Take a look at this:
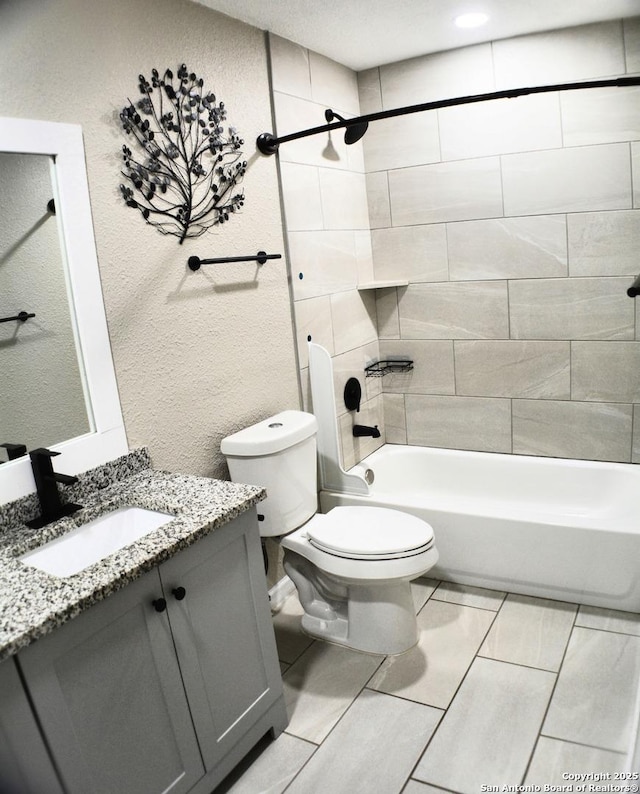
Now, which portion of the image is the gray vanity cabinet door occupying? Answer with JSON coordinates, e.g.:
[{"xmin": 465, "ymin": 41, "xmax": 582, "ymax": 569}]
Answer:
[
  {"xmin": 0, "ymin": 656, "xmax": 64, "ymax": 794},
  {"xmin": 17, "ymin": 569, "xmax": 205, "ymax": 794},
  {"xmin": 160, "ymin": 509, "xmax": 286, "ymax": 772}
]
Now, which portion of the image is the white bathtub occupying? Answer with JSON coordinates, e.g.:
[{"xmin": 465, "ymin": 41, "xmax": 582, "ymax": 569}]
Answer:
[{"xmin": 319, "ymin": 444, "xmax": 640, "ymax": 612}]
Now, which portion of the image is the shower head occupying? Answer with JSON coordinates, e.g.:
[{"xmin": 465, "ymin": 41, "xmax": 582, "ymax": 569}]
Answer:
[{"xmin": 324, "ymin": 109, "xmax": 369, "ymax": 145}]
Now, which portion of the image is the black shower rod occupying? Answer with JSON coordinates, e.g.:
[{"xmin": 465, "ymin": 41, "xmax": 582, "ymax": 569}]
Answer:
[{"xmin": 257, "ymin": 76, "xmax": 640, "ymax": 155}]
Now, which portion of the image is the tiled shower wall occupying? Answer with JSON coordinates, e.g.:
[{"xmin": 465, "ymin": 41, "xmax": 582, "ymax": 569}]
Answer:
[
  {"xmin": 269, "ymin": 34, "xmax": 385, "ymax": 469},
  {"xmin": 272, "ymin": 19, "xmax": 640, "ymax": 468},
  {"xmin": 362, "ymin": 19, "xmax": 640, "ymax": 463}
]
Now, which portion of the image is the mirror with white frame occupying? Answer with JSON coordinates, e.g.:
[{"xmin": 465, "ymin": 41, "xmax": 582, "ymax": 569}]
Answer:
[{"xmin": 0, "ymin": 118, "xmax": 127, "ymax": 505}]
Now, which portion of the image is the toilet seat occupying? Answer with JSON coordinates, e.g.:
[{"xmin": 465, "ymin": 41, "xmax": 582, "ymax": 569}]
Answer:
[{"xmin": 306, "ymin": 506, "xmax": 434, "ymax": 561}]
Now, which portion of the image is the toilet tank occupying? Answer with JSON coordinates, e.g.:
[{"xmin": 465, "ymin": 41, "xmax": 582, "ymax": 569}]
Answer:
[{"xmin": 220, "ymin": 411, "xmax": 318, "ymax": 537}]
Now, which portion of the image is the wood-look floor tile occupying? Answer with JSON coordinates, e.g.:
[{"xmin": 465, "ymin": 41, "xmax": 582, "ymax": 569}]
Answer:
[
  {"xmin": 543, "ymin": 627, "xmax": 640, "ymax": 752},
  {"xmin": 285, "ymin": 689, "xmax": 442, "ymax": 794},
  {"xmin": 369, "ymin": 599, "xmax": 495, "ymax": 709},
  {"xmin": 414, "ymin": 657, "xmax": 555, "ymax": 793},
  {"xmin": 479, "ymin": 594, "xmax": 577, "ymax": 671},
  {"xmin": 525, "ymin": 736, "xmax": 626, "ymax": 783},
  {"xmin": 282, "ymin": 641, "xmax": 383, "ymax": 744}
]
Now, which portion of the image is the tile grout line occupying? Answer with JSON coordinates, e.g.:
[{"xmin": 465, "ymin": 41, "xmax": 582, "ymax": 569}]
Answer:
[
  {"xmin": 518, "ymin": 598, "xmax": 580, "ymax": 783},
  {"xmin": 400, "ymin": 588, "xmax": 506, "ymax": 791},
  {"xmin": 273, "ymin": 586, "xmax": 640, "ymax": 793}
]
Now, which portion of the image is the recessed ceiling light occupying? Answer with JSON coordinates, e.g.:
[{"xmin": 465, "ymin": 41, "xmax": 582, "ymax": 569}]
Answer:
[{"xmin": 454, "ymin": 12, "xmax": 490, "ymax": 28}]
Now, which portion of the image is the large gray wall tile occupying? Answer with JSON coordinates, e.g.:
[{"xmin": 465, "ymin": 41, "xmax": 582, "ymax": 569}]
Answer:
[
  {"xmin": 389, "ymin": 158, "xmax": 503, "ymax": 226},
  {"xmin": 406, "ymin": 395, "xmax": 512, "ymax": 453},
  {"xmin": 447, "ymin": 215, "xmax": 567, "ymax": 281},
  {"xmin": 357, "ymin": 67, "xmax": 382, "ymax": 114},
  {"xmin": 280, "ymin": 162, "xmax": 324, "ymax": 231},
  {"xmin": 289, "ymin": 230, "xmax": 359, "ymax": 300},
  {"xmin": 331, "ymin": 289, "xmax": 377, "ymax": 355},
  {"xmin": 274, "ymin": 92, "xmax": 352, "ymax": 168},
  {"xmin": 286, "ymin": 690, "xmax": 442, "ymax": 794},
  {"xmin": 509, "ymin": 278, "xmax": 635, "ymax": 340},
  {"xmin": 633, "ymin": 405, "xmax": 640, "ymax": 463},
  {"xmin": 365, "ymin": 171, "xmax": 391, "ymax": 229},
  {"xmin": 308, "ymin": 50, "xmax": 360, "ymax": 114},
  {"xmin": 269, "ymin": 34, "xmax": 311, "ymax": 99},
  {"xmin": 568, "ymin": 210, "xmax": 640, "ymax": 276},
  {"xmin": 502, "ymin": 144, "xmax": 632, "ymax": 216},
  {"xmin": 375, "ymin": 287, "xmax": 400, "ymax": 338},
  {"xmin": 414, "ymin": 657, "xmax": 555, "ymax": 794},
  {"xmin": 339, "ymin": 394, "xmax": 384, "ymax": 469},
  {"xmin": 380, "ymin": 340, "xmax": 454, "ymax": 395},
  {"xmin": 319, "ymin": 169, "xmax": 369, "ymax": 230},
  {"xmin": 372, "ymin": 225, "xmax": 448, "ymax": 283},
  {"xmin": 625, "ymin": 18, "xmax": 640, "ymax": 73},
  {"xmin": 383, "ymin": 393, "xmax": 407, "ymax": 443},
  {"xmin": 492, "ymin": 21, "xmax": 626, "ymax": 89},
  {"xmin": 439, "ymin": 93, "xmax": 562, "ymax": 161},
  {"xmin": 543, "ymin": 627, "xmax": 640, "ymax": 752},
  {"xmin": 561, "ymin": 86, "xmax": 640, "ymax": 146},
  {"xmin": 379, "ymin": 44, "xmax": 494, "ymax": 108},
  {"xmin": 512, "ymin": 400, "xmax": 633, "ymax": 461},
  {"xmin": 399, "ymin": 282, "xmax": 509, "ymax": 340},
  {"xmin": 363, "ymin": 113, "xmax": 440, "ymax": 172},
  {"xmin": 634, "ymin": 143, "xmax": 640, "ymax": 208},
  {"xmin": 571, "ymin": 341, "xmax": 640, "ymax": 402},
  {"xmin": 331, "ymin": 343, "xmax": 382, "ymax": 410},
  {"xmin": 454, "ymin": 340, "xmax": 570, "ymax": 399},
  {"xmin": 294, "ymin": 296, "xmax": 334, "ymax": 368}
]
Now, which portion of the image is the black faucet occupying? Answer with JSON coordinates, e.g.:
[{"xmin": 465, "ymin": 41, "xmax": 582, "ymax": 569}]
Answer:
[
  {"xmin": 353, "ymin": 425, "xmax": 381, "ymax": 438},
  {"xmin": 0, "ymin": 442, "xmax": 27, "ymax": 461},
  {"xmin": 26, "ymin": 448, "xmax": 82, "ymax": 529}
]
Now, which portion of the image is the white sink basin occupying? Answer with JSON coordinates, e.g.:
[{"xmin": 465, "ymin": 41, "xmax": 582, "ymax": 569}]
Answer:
[{"xmin": 19, "ymin": 507, "xmax": 174, "ymax": 577}]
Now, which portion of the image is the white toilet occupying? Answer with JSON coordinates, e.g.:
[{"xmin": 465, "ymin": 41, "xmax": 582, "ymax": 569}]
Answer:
[{"xmin": 221, "ymin": 410, "xmax": 438, "ymax": 655}]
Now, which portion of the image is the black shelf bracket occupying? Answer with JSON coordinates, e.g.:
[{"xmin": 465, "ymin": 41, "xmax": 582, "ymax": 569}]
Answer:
[
  {"xmin": 188, "ymin": 251, "xmax": 282, "ymax": 271},
  {"xmin": 0, "ymin": 311, "xmax": 35, "ymax": 324},
  {"xmin": 365, "ymin": 359, "xmax": 414, "ymax": 378}
]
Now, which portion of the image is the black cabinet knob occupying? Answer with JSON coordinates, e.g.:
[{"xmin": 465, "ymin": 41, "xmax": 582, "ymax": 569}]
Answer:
[
  {"xmin": 152, "ymin": 598, "xmax": 167, "ymax": 612},
  {"xmin": 172, "ymin": 586, "xmax": 186, "ymax": 601}
]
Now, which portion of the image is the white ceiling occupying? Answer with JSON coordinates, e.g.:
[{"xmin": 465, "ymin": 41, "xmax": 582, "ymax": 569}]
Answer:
[{"xmin": 194, "ymin": 0, "xmax": 640, "ymax": 70}]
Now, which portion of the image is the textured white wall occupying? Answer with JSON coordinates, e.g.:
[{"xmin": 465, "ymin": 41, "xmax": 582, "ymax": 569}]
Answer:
[{"xmin": 0, "ymin": 0, "xmax": 300, "ymax": 478}]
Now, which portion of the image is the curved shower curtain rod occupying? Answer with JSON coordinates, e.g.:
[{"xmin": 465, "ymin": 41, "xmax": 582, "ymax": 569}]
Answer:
[{"xmin": 257, "ymin": 75, "xmax": 640, "ymax": 155}]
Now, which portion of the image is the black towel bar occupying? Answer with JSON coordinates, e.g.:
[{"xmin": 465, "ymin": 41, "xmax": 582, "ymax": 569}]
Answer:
[
  {"xmin": 627, "ymin": 274, "xmax": 640, "ymax": 297},
  {"xmin": 188, "ymin": 251, "xmax": 282, "ymax": 271},
  {"xmin": 0, "ymin": 311, "xmax": 35, "ymax": 324}
]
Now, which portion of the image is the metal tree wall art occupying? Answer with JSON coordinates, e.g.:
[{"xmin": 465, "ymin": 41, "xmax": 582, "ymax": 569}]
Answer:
[{"xmin": 119, "ymin": 64, "xmax": 247, "ymax": 243}]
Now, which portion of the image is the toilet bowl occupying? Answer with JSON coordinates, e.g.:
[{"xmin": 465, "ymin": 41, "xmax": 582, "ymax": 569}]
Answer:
[{"xmin": 221, "ymin": 410, "xmax": 438, "ymax": 655}]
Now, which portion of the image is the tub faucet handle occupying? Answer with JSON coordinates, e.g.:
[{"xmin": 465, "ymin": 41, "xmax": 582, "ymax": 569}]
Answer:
[{"xmin": 353, "ymin": 424, "xmax": 381, "ymax": 438}]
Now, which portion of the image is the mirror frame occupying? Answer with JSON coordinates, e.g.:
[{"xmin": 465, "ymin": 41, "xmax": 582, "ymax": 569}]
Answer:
[{"xmin": 0, "ymin": 118, "xmax": 127, "ymax": 504}]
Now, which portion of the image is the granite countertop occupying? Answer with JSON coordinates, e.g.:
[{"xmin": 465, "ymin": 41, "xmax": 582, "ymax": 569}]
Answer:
[{"xmin": 0, "ymin": 461, "xmax": 264, "ymax": 662}]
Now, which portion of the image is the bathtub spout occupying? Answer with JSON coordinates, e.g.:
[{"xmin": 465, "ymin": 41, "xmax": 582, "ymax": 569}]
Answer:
[{"xmin": 353, "ymin": 424, "xmax": 381, "ymax": 438}]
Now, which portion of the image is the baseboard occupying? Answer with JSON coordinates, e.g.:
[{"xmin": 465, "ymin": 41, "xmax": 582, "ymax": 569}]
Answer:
[{"xmin": 269, "ymin": 575, "xmax": 295, "ymax": 612}]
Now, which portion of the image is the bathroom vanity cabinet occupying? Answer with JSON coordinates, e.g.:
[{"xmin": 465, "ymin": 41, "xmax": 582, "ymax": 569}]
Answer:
[{"xmin": 3, "ymin": 509, "xmax": 287, "ymax": 794}]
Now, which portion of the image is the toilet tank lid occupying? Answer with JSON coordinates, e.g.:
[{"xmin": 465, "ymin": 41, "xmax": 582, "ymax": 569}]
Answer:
[{"xmin": 221, "ymin": 410, "xmax": 318, "ymax": 456}]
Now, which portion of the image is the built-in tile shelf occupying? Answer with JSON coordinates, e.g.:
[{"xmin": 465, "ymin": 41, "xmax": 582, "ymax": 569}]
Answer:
[{"xmin": 357, "ymin": 279, "xmax": 409, "ymax": 290}]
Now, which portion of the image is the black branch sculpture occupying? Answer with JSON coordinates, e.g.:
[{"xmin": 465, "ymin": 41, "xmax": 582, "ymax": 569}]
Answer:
[{"xmin": 119, "ymin": 64, "xmax": 247, "ymax": 244}]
